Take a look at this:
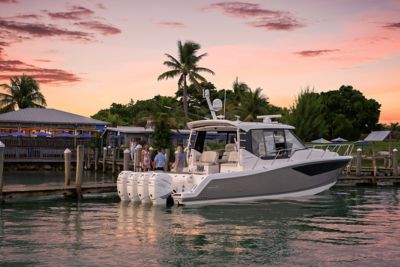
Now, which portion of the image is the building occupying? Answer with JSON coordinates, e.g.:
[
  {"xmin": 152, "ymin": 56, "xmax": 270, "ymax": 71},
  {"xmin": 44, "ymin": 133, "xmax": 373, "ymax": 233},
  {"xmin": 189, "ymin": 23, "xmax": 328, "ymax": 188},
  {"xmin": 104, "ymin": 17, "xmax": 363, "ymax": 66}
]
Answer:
[{"xmin": 0, "ymin": 108, "xmax": 110, "ymax": 163}]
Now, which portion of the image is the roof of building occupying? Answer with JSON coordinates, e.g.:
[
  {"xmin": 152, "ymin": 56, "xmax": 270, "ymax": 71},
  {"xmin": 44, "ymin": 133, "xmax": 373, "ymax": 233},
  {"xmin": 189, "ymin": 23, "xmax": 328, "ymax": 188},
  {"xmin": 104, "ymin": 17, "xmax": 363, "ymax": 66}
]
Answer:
[{"xmin": 0, "ymin": 108, "xmax": 110, "ymax": 126}]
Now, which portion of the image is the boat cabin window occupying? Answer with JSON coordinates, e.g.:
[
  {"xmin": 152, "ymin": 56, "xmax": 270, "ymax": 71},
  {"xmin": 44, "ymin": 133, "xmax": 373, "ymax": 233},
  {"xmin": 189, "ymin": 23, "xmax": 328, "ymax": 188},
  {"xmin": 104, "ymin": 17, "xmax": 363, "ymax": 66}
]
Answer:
[
  {"xmin": 194, "ymin": 131, "xmax": 237, "ymax": 153},
  {"xmin": 250, "ymin": 129, "xmax": 305, "ymax": 159},
  {"xmin": 284, "ymin": 129, "xmax": 305, "ymax": 152}
]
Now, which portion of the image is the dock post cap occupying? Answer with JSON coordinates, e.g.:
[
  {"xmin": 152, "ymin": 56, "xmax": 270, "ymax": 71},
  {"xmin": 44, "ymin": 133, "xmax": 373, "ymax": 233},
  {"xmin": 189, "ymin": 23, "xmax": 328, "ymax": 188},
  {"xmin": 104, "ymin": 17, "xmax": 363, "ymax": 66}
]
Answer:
[
  {"xmin": 64, "ymin": 148, "xmax": 71, "ymax": 153},
  {"xmin": 393, "ymin": 148, "xmax": 398, "ymax": 152},
  {"xmin": 357, "ymin": 148, "xmax": 362, "ymax": 152},
  {"xmin": 0, "ymin": 141, "xmax": 4, "ymax": 147},
  {"xmin": 124, "ymin": 148, "xmax": 130, "ymax": 153}
]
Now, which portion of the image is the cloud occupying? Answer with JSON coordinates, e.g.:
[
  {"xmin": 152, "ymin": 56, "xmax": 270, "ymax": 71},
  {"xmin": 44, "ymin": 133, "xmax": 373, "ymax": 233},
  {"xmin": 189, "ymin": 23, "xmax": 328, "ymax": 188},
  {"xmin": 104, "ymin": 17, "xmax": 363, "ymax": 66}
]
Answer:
[
  {"xmin": 383, "ymin": 22, "xmax": 400, "ymax": 29},
  {"xmin": 0, "ymin": 19, "xmax": 93, "ymax": 41},
  {"xmin": 206, "ymin": 1, "xmax": 304, "ymax": 31},
  {"xmin": 157, "ymin": 21, "xmax": 185, "ymax": 28},
  {"xmin": 97, "ymin": 3, "xmax": 106, "ymax": 10},
  {"xmin": 294, "ymin": 49, "xmax": 340, "ymax": 57},
  {"xmin": 34, "ymin": 59, "xmax": 52, "ymax": 63},
  {"xmin": 0, "ymin": 58, "xmax": 80, "ymax": 83},
  {"xmin": 9, "ymin": 14, "xmax": 41, "ymax": 20},
  {"xmin": 75, "ymin": 21, "xmax": 121, "ymax": 35},
  {"xmin": 248, "ymin": 17, "xmax": 304, "ymax": 31},
  {"xmin": 47, "ymin": 5, "xmax": 95, "ymax": 20},
  {"xmin": 0, "ymin": 0, "xmax": 18, "ymax": 3}
]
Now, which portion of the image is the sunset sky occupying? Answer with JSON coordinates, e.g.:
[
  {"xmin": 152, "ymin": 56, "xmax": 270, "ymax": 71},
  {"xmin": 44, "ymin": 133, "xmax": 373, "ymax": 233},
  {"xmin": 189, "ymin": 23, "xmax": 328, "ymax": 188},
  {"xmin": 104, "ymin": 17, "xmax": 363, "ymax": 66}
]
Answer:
[{"xmin": 0, "ymin": 0, "xmax": 399, "ymax": 123}]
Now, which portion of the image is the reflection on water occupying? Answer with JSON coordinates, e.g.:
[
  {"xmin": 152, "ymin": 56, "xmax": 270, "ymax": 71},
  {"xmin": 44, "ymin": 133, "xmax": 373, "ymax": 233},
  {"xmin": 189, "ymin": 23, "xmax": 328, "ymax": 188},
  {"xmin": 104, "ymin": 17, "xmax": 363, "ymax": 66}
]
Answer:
[
  {"xmin": 1, "ymin": 187, "xmax": 400, "ymax": 266},
  {"xmin": 3, "ymin": 170, "xmax": 115, "ymax": 186}
]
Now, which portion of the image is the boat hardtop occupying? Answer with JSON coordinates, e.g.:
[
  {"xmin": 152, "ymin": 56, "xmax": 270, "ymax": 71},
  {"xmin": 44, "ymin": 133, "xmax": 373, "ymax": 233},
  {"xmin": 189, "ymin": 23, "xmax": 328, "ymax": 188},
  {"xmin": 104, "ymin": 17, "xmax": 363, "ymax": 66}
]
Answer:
[{"xmin": 187, "ymin": 119, "xmax": 295, "ymax": 132}]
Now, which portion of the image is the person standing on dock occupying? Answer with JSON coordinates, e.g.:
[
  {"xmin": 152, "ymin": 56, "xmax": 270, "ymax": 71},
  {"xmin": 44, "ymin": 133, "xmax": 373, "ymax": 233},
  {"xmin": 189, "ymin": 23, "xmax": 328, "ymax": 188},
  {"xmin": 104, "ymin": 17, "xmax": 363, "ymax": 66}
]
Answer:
[
  {"xmin": 153, "ymin": 148, "xmax": 166, "ymax": 171},
  {"xmin": 141, "ymin": 144, "xmax": 151, "ymax": 171}
]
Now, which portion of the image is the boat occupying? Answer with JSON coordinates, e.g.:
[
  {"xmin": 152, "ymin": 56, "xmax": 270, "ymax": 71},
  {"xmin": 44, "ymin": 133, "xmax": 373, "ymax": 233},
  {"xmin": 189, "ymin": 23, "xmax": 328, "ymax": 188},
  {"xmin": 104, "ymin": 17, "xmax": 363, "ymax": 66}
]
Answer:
[{"xmin": 117, "ymin": 91, "xmax": 352, "ymax": 206}]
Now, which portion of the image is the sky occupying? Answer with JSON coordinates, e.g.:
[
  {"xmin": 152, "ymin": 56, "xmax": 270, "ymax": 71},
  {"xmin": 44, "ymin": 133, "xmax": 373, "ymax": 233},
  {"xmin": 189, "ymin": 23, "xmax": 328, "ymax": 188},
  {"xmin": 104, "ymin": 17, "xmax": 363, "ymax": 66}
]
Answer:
[{"xmin": 0, "ymin": 0, "xmax": 399, "ymax": 123}]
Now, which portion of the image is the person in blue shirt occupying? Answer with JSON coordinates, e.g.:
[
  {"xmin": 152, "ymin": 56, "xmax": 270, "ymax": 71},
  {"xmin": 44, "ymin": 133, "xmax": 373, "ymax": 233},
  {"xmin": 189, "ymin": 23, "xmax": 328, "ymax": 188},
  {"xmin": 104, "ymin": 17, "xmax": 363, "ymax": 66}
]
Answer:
[
  {"xmin": 153, "ymin": 148, "xmax": 166, "ymax": 171},
  {"xmin": 173, "ymin": 145, "xmax": 185, "ymax": 173}
]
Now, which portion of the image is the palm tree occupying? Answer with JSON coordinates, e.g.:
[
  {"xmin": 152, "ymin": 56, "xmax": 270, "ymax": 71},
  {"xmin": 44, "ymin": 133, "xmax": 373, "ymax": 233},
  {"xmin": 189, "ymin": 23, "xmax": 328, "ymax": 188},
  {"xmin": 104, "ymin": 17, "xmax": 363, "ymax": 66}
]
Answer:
[
  {"xmin": 0, "ymin": 75, "xmax": 47, "ymax": 112},
  {"xmin": 238, "ymin": 87, "xmax": 270, "ymax": 121},
  {"xmin": 158, "ymin": 41, "xmax": 214, "ymax": 126}
]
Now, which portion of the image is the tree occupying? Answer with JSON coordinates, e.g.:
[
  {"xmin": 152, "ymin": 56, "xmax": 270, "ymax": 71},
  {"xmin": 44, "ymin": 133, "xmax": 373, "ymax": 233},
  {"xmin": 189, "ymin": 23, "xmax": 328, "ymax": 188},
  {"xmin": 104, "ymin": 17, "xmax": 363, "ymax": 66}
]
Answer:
[
  {"xmin": 320, "ymin": 85, "xmax": 381, "ymax": 140},
  {"xmin": 158, "ymin": 41, "xmax": 215, "ymax": 126},
  {"xmin": 237, "ymin": 87, "xmax": 271, "ymax": 121},
  {"xmin": 152, "ymin": 113, "xmax": 172, "ymax": 149},
  {"xmin": 288, "ymin": 88, "xmax": 328, "ymax": 141},
  {"xmin": 0, "ymin": 75, "xmax": 46, "ymax": 112}
]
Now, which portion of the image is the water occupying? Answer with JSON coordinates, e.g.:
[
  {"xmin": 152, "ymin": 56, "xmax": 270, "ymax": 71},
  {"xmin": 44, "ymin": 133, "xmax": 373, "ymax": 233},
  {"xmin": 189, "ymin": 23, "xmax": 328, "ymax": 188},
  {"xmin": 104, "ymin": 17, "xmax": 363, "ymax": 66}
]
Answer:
[
  {"xmin": 1, "ymin": 187, "xmax": 400, "ymax": 266},
  {"xmin": 3, "ymin": 170, "xmax": 115, "ymax": 186}
]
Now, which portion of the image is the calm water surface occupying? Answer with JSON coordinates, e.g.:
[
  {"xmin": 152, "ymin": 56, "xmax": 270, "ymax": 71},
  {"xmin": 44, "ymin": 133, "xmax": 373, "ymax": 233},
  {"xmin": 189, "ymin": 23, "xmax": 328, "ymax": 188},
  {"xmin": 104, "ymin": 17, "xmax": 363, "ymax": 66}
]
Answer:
[{"xmin": 1, "ymin": 187, "xmax": 400, "ymax": 266}]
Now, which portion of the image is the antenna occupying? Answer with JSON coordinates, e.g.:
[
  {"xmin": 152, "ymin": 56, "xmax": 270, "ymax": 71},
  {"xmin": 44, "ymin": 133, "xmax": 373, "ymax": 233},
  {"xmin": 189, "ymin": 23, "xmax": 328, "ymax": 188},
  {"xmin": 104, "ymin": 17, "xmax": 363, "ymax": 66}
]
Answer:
[
  {"xmin": 204, "ymin": 89, "xmax": 222, "ymax": 120},
  {"xmin": 257, "ymin": 115, "xmax": 282, "ymax": 124}
]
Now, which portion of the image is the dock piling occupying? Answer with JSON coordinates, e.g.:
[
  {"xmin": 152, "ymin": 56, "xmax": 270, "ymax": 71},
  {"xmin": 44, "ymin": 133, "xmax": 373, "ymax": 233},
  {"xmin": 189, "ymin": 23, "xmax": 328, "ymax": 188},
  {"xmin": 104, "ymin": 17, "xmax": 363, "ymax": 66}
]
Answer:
[
  {"xmin": 102, "ymin": 147, "xmax": 107, "ymax": 173},
  {"xmin": 64, "ymin": 148, "xmax": 71, "ymax": 186},
  {"xmin": 123, "ymin": 149, "xmax": 130, "ymax": 171},
  {"xmin": 356, "ymin": 148, "xmax": 362, "ymax": 176},
  {"xmin": 134, "ymin": 148, "xmax": 142, "ymax": 172},
  {"xmin": 393, "ymin": 149, "xmax": 398, "ymax": 176},
  {"xmin": 75, "ymin": 145, "xmax": 84, "ymax": 200},
  {"xmin": 0, "ymin": 142, "xmax": 5, "ymax": 203},
  {"xmin": 94, "ymin": 147, "xmax": 99, "ymax": 171},
  {"xmin": 112, "ymin": 148, "xmax": 116, "ymax": 174}
]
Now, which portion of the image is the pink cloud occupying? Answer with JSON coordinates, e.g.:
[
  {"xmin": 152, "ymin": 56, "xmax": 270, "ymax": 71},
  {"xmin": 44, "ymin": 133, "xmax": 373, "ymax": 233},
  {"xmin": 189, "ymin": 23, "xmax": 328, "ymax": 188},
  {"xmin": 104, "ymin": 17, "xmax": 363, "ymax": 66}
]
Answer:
[
  {"xmin": 75, "ymin": 21, "xmax": 121, "ymax": 35},
  {"xmin": 0, "ymin": 19, "xmax": 93, "ymax": 41},
  {"xmin": 47, "ymin": 6, "xmax": 95, "ymax": 20},
  {"xmin": 0, "ymin": 58, "xmax": 80, "ymax": 83},
  {"xmin": 383, "ymin": 22, "xmax": 400, "ymax": 29},
  {"xmin": 157, "ymin": 21, "xmax": 185, "ymax": 28},
  {"xmin": 206, "ymin": 1, "xmax": 304, "ymax": 31},
  {"xmin": 294, "ymin": 49, "xmax": 340, "ymax": 57},
  {"xmin": 0, "ymin": 0, "xmax": 17, "ymax": 3}
]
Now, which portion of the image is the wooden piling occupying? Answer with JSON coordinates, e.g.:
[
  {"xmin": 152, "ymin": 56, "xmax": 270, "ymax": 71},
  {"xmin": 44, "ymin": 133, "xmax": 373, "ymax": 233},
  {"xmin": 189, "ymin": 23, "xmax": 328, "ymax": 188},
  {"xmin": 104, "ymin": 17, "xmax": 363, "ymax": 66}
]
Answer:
[
  {"xmin": 94, "ymin": 147, "xmax": 99, "ymax": 171},
  {"xmin": 86, "ymin": 147, "xmax": 91, "ymax": 170},
  {"xmin": 64, "ymin": 148, "xmax": 71, "ymax": 186},
  {"xmin": 356, "ymin": 148, "xmax": 362, "ymax": 176},
  {"xmin": 393, "ymin": 149, "xmax": 398, "ymax": 176},
  {"xmin": 75, "ymin": 145, "xmax": 84, "ymax": 200},
  {"xmin": 102, "ymin": 147, "xmax": 107, "ymax": 173},
  {"xmin": 112, "ymin": 148, "xmax": 116, "ymax": 174},
  {"xmin": 134, "ymin": 148, "xmax": 142, "ymax": 172},
  {"xmin": 123, "ymin": 149, "xmax": 130, "ymax": 171},
  {"xmin": 164, "ymin": 148, "xmax": 170, "ymax": 172},
  {"xmin": 0, "ymin": 141, "xmax": 5, "ymax": 203}
]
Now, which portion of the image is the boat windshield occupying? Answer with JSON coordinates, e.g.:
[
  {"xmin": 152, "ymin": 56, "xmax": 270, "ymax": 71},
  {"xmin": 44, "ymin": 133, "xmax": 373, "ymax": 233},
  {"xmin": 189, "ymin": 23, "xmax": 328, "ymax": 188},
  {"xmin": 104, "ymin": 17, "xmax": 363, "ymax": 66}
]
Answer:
[{"xmin": 250, "ymin": 129, "xmax": 305, "ymax": 159}]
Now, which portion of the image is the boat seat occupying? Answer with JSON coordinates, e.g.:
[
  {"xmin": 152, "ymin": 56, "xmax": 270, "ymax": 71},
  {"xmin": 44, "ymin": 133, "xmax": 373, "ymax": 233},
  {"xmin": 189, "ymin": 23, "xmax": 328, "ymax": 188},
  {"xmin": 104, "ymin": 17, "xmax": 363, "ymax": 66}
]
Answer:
[
  {"xmin": 194, "ymin": 151, "xmax": 219, "ymax": 173},
  {"xmin": 220, "ymin": 144, "xmax": 237, "ymax": 163},
  {"xmin": 199, "ymin": 151, "xmax": 219, "ymax": 165}
]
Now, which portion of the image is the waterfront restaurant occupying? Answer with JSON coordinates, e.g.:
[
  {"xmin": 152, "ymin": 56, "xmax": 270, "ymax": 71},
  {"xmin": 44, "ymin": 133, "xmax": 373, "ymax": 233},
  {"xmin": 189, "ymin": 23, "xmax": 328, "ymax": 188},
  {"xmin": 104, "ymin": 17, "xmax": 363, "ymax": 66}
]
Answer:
[{"xmin": 0, "ymin": 108, "xmax": 110, "ymax": 162}]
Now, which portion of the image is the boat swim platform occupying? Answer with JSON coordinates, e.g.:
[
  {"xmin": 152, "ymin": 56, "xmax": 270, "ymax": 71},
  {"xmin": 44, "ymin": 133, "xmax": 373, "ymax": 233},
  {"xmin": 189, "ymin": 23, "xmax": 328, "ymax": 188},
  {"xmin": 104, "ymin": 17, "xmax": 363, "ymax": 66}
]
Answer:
[{"xmin": 1, "ymin": 182, "xmax": 117, "ymax": 201}]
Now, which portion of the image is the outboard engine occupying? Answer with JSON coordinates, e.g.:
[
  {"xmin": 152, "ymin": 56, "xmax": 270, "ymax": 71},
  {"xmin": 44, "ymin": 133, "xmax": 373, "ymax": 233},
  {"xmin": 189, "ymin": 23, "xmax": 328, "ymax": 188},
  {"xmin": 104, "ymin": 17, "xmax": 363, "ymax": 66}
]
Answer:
[
  {"xmin": 127, "ymin": 172, "xmax": 141, "ymax": 202},
  {"xmin": 117, "ymin": 171, "xmax": 133, "ymax": 201},
  {"xmin": 148, "ymin": 173, "xmax": 173, "ymax": 205},
  {"xmin": 137, "ymin": 172, "xmax": 152, "ymax": 204}
]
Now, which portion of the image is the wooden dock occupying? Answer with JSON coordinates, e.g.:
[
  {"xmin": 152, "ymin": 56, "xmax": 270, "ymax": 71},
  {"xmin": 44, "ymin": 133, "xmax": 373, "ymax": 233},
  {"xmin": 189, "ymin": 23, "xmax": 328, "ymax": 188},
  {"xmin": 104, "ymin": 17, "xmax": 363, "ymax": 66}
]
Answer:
[{"xmin": 1, "ymin": 182, "xmax": 116, "ymax": 201}]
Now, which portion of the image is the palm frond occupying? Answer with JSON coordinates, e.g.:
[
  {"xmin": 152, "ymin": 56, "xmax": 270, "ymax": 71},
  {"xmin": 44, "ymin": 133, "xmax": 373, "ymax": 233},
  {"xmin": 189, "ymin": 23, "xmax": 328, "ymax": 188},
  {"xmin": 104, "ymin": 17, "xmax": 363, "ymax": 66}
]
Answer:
[{"xmin": 157, "ymin": 70, "xmax": 181, "ymax": 81}]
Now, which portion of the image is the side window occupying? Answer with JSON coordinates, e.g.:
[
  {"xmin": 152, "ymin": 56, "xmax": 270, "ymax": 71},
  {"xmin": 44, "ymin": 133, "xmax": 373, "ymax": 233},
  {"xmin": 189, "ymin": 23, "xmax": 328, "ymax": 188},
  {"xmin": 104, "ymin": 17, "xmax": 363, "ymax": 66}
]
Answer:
[
  {"xmin": 263, "ymin": 131, "xmax": 276, "ymax": 157},
  {"xmin": 251, "ymin": 130, "xmax": 265, "ymax": 158}
]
